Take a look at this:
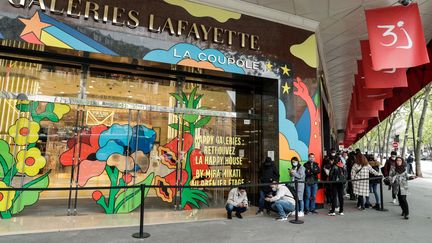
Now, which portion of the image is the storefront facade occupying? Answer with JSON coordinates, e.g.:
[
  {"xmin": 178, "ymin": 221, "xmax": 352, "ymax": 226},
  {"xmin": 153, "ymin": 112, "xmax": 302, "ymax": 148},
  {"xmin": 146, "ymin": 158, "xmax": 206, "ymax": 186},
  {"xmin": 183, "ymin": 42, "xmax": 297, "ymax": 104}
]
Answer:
[{"xmin": 0, "ymin": 0, "xmax": 322, "ymax": 219}]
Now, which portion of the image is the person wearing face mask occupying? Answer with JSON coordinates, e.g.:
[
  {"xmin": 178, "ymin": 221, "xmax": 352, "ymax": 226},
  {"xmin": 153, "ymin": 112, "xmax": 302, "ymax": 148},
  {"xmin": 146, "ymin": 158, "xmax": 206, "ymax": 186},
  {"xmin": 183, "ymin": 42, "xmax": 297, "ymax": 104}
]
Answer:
[
  {"xmin": 226, "ymin": 186, "xmax": 248, "ymax": 219},
  {"xmin": 289, "ymin": 157, "xmax": 305, "ymax": 217},
  {"xmin": 383, "ymin": 151, "xmax": 398, "ymax": 204},
  {"xmin": 304, "ymin": 153, "xmax": 321, "ymax": 214},
  {"xmin": 389, "ymin": 157, "xmax": 416, "ymax": 220},
  {"xmin": 265, "ymin": 182, "xmax": 296, "ymax": 221},
  {"xmin": 328, "ymin": 156, "xmax": 347, "ymax": 216}
]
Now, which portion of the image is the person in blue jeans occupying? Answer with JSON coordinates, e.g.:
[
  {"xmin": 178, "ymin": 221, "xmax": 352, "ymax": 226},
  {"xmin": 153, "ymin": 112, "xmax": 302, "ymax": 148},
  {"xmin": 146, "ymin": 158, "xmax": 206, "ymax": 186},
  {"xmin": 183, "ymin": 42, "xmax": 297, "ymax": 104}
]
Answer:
[
  {"xmin": 266, "ymin": 182, "xmax": 296, "ymax": 221},
  {"xmin": 225, "ymin": 186, "xmax": 248, "ymax": 219},
  {"xmin": 304, "ymin": 153, "xmax": 320, "ymax": 214}
]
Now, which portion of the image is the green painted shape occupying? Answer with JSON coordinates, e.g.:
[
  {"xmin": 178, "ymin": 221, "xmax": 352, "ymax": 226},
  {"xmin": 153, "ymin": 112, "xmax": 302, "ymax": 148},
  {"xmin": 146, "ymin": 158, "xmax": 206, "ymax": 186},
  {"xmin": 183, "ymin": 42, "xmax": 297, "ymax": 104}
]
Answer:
[
  {"xmin": 11, "ymin": 172, "xmax": 50, "ymax": 215},
  {"xmin": 194, "ymin": 116, "xmax": 211, "ymax": 128},
  {"xmin": 313, "ymin": 88, "xmax": 320, "ymax": 108},
  {"xmin": 0, "ymin": 140, "xmax": 14, "ymax": 178},
  {"xmin": 181, "ymin": 188, "xmax": 209, "ymax": 209},
  {"xmin": 16, "ymin": 103, "xmax": 29, "ymax": 112},
  {"xmin": 114, "ymin": 173, "xmax": 155, "ymax": 213},
  {"xmin": 30, "ymin": 102, "xmax": 59, "ymax": 123},
  {"xmin": 168, "ymin": 123, "xmax": 190, "ymax": 132}
]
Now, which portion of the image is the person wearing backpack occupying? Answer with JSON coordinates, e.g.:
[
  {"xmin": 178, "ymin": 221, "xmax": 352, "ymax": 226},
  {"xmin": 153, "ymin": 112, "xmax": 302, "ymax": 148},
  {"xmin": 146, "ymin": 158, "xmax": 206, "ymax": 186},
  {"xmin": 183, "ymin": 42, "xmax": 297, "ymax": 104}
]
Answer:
[{"xmin": 328, "ymin": 156, "xmax": 347, "ymax": 216}]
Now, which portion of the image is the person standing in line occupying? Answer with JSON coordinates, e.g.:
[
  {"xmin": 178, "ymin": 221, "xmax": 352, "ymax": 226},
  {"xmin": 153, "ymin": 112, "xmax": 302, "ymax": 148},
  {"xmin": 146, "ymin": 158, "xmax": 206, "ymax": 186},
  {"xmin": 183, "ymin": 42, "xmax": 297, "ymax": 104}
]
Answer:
[
  {"xmin": 256, "ymin": 157, "xmax": 279, "ymax": 215},
  {"xmin": 328, "ymin": 156, "xmax": 347, "ymax": 216},
  {"xmin": 390, "ymin": 157, "xmax": 415, "ymax": 220},
  {"xmin": 346, "ymin": 151, "xmax": 356, "ymax": 200},
  {"xmin": 351, "ymin": 153, "xmax": 380, "ymax": 210},
  {"xmin": 304, "ymin": 153, "xmax": 321, "ymax": 215},
  {"xmin": 383, "ymin": 151, "xmax": 398, "ymax": 204},
  {"xmin": 226, "ymin": 186, "xmax": 248, "ymax": 219},
  {"xmin": 406, "ymin": 154, "xmax": 414, "ymax": 174},
  {"xmin": 290, "ymin": 156, "xmax": 305, "ymax": 217},
  {"xmin": 321, "ymin": 154, "xmax": 333, "ymax": 206},
  {"xmin": 365, "ymin": 155, "xmax": 381, "ymax": 210},
  {"xmin": 266, "ymin": 182, "xmax": 296, "ymax": 221}
]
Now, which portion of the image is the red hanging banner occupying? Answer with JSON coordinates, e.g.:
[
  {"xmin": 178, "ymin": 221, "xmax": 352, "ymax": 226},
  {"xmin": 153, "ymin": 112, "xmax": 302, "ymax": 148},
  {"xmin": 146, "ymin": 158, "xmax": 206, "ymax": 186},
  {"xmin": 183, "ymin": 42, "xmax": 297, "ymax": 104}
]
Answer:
[
  {"xmin": 360, "ymin": 40, "xmax": 408, "ymax": 89},
  {"xmin": 365, "ymin": 3, "xmax": 429, "ymax": 70}
]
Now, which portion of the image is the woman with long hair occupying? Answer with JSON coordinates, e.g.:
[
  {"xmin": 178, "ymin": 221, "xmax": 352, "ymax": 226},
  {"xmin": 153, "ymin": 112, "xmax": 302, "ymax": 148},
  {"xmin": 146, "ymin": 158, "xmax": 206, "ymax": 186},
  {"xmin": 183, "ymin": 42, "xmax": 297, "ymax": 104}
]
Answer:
[
  {"xmin": 390, "ymin": 156, "xmax": 415, "ymax": 220},
  {"xmin": 351, "ymin": 152, "xmax": 380, "ymax": 210},
  {"xmin": 290, "ymin": 157, "xmax": 305, "ymax": 217}
]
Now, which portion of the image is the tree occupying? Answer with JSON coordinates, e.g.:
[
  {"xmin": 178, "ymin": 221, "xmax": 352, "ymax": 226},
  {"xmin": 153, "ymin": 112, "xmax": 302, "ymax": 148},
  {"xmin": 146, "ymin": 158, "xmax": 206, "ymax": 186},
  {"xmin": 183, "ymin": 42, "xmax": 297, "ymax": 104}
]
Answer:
[{"xmin": 415, "ymin": 83, "xmax": 432, "ymax": 177}]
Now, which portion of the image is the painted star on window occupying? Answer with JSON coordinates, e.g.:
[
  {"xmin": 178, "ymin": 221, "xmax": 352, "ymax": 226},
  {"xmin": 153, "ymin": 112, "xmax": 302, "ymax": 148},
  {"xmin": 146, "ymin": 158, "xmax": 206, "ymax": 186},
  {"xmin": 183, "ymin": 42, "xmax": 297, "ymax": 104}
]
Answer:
[
  {"xmin": 265, "ymin": 62, "xmax": 273, "ymax": 71},
  {"xmin": 281, "ymin": 65, "xmax": 291, "ymax": 76},
  {"xmin": 18, "ymin": 12, "xmax": 51, "ymax": 39},
  {"xmin": 282, "ymin": 82, "xmax": 290, "ymax": 94}
]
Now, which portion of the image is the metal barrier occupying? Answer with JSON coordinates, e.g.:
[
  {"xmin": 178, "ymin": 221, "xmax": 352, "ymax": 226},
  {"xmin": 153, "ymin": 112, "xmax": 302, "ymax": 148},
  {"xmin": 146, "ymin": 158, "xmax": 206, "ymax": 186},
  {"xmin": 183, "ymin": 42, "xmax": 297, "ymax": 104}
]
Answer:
[{"xmin": 1, "ymin": 176, "xmax": 387, "ymax": 240}]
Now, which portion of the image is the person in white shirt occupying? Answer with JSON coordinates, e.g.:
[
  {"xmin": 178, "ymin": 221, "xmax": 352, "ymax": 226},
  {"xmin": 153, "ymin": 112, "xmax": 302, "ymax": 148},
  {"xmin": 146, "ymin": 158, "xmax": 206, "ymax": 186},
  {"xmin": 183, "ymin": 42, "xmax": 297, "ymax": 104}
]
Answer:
[
  {"xmin": 226, "ymin": 186, "xmax": 248, "ymax": 219},
  {"xmin": 265, "ymin": 182, "xmax": 296, "ymax": 221}
]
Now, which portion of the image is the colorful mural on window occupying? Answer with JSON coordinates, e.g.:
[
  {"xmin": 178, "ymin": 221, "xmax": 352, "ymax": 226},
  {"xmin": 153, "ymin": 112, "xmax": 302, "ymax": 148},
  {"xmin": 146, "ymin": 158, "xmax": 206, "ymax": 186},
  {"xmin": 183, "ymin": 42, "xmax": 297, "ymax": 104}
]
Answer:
[
  {"xmin": 0, "ymin": 101, "xmax": 71, "ymax": 219},
  {"xmin": 0, "ymin": 0, "xmax": 324, "ymax": 217}
]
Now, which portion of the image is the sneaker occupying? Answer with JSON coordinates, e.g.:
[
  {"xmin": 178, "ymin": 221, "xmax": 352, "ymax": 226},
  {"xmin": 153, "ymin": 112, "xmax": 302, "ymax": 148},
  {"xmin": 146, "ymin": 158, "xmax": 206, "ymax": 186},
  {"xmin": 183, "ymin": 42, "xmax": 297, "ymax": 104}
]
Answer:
[
  {"xmin": 287, "ymin": 211, "xmax": 293, "ymax": 218},
  {"xmin": 328, "ymin": 212, "xmax": 336, "ymax": 216},
  {"xmin": 392, "ymin": 199, "xmax": 398, "ymax": 204},
  {"xmin": 304, "ymin": 210, "xmax": 309, "ymax": 215},
  {"xmin": 364, "ymin": 203, "xmax": 370, "ymax": 209},
  {"xmin": 338, "ymin": 212, "xmax": 344, "ymax": 216},
  {"xmin": 311, "ymin": 210, "xmax": 318, "ymax": 214},
  {"xmin": 227, "ymin": 213, "xmax": 232, "ymax": 220},
  {"xmin": 404, "ymin": 215, "xmax": 409, "ymax": 220},
  {"xmin": 276, "ymin": 216, "xmax": 288, "ymax": 221},
  {"xmin": 256, "ymin": 209, "xmax": 264, "ymax": 215},
  {"xmin": 235, "ymin": 212, "xmax": 243, "ymax": 219},
  {"xmin": 298, "ymin": 211, "xmax": 305, "ymax": 217}
]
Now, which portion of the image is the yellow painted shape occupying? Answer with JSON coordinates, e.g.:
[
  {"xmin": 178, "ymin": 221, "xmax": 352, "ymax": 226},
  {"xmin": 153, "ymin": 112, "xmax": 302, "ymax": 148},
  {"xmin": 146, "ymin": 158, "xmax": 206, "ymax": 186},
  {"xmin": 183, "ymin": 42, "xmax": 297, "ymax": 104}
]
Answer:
[
  {"xmin": 279, "ymin": 133, "xmax": 300, "ymax": 161},
  {"xmin": 40, "ymin": 31, "xmax": 73, "ymax": 49},
  {"xmin": 164, "ymin": 0, "xmax": 241, "ymax": 23},
  {"xmin": 290, "ymin": 34, "xmax": 318, "ymax": 68}
]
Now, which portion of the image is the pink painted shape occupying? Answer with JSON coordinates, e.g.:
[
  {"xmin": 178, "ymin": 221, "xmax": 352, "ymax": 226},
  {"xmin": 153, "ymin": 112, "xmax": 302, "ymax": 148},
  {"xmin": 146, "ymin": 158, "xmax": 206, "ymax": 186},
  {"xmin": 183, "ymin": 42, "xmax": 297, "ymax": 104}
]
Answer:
[
  {"xmin": 20, "ymin": 32, "xmax": 43, "ymax": 45},
  {"xmin": 78, "ymin": 160, "xmax": 106, "ymax": 187}
]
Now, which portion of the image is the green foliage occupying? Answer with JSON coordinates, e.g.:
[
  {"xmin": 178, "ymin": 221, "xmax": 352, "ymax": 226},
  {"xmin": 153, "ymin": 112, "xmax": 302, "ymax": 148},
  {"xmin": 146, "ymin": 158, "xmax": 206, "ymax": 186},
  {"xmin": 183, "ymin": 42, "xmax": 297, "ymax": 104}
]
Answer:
[
  {"xmin": 181, "ymin": 188, "xmax": 209, "ymax": 209},
  {"xmin": 11, "ymin": 172, "xmax": 50, "ymax": 215},
  {"xmin": 168, "ymin": 123, "xmax": 190, "ymax": 132},
  {"xmin": 0, "ymin": 140, "xmax": 14, "ymax": 178},
  {"xmin": 114, "ymin": 173, "xmax": 155, "ymax": 213}
]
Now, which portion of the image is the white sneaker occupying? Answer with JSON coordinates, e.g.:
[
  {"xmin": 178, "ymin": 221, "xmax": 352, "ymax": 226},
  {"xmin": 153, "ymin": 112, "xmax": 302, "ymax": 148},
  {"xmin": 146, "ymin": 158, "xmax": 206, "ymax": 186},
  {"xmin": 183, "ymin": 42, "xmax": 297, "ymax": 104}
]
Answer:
[
  {"xmin": 276, "ymin": 217, "xmax": 288, "ymax": 221},
  {"xmin": 328, "ymin": 212, "xmax": 336, "ymax": 216},
  {"xmin": 392, "ymin": 199, "xmax": 398, "ymax": 204},
  {"xmin": 335, "ymin": 207, "xmax": 340, "ymax": 212},
  {"xmin": 338, "ymin": 212, "xmax": 344, "ymax": 216},
  {"xmin": 297, "ymin": 211, "xmax": 305, "ymax": 217},
  {"xmin": 287, "ymin": 211, "xmax": 293, "ymax": 218}
]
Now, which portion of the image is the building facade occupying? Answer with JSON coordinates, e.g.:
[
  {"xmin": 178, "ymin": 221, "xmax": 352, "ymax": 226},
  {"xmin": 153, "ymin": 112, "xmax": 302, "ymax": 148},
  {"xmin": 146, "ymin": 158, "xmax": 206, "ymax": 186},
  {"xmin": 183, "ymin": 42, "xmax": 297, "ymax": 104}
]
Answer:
[{"xmin": 0, "ymin": 0, "xmax": 323, "ymax": 219}]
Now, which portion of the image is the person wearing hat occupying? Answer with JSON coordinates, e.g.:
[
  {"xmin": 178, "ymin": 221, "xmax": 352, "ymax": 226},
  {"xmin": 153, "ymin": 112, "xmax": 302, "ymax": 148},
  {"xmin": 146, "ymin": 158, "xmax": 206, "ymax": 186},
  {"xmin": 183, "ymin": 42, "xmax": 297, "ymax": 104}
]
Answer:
[{"xmin": 383, "ymin": 151, "xmax": 398, "ymax": 204}]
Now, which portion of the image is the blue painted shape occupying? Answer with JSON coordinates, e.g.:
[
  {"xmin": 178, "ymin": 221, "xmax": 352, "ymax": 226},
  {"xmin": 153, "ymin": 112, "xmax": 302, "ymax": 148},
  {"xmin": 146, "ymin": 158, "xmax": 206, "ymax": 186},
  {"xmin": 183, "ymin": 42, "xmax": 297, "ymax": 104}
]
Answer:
[
  {"xmin": 38, "ymin": 11, "xmax": 118, "ymax": 56},
  {"xmin": 130, "ymin": 125, "xmax": 156, "ymax": 154},
  {"xmin": 99, "ymin": 124, "xmax": 132, "ymax": 148},
  {"xmin": 279, "ymin": 99, "xmax": 309, "ymax": 161},
  {"xmin": 96, "ymin": 141, "xmax": 125, "ymax": 161},
  {"xmin": 296, "ymin": 108, "xmax": 310, "ymax": 146},
  {"xmin": 44, "ymin": 26, "xmax": 100, "ymax": 53},
  {"xmin": 143, "ymin": 43, "xmax": 245, "ymax": 74},
  {"xmin": 0, "ymin": 32, "xmax": 4, "ymax": 39}
]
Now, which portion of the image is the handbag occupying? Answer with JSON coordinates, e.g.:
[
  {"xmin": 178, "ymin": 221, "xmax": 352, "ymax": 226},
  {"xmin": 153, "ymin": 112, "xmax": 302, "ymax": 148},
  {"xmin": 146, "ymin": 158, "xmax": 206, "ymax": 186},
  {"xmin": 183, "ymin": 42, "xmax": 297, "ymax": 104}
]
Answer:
[{"xmin": 383, "ymin": 177, "xmax": 390, "ymax": 186}]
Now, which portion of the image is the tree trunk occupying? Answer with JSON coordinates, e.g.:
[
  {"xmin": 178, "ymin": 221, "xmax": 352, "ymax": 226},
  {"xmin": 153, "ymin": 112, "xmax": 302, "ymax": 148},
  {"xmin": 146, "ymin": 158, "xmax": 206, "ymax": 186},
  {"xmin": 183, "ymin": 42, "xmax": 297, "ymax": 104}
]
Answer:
[
  {"xmin": 401, "ymin": 109, "xmax": 411, "ymax": 158},
  {"xmin": 415, "ymin": 83, "xmax": 432, "ymax": 177},
  {"xmin": 382, "ymin": 117, "xmax": 390, "ymax": 159}
]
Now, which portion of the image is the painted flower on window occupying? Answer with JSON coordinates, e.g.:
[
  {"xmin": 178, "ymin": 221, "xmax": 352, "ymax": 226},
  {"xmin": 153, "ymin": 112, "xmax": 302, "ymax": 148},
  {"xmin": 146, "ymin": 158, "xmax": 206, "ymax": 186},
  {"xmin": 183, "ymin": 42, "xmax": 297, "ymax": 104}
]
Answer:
[
  {"xmin": 0, "ymin": 181, "xmax": 15, "ymax": 212},
  {"xmin": 52, "ymin": 103, "xmax": 71, "ymax": 120},
  {"xmin": 8, "ymin": 117, "xmax": 40, "ymax": 145},
  {"xmin": 16, "ymin": 148, "xmax": 46, "ymax": 177}
]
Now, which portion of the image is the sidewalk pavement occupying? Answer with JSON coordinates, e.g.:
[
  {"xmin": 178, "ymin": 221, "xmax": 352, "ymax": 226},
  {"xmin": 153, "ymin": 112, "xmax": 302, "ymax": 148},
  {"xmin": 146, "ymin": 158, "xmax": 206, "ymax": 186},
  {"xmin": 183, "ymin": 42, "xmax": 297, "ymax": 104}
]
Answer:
[{"xmin": 1, "ymin": 177, "xmax": 431, "ymax": 243}]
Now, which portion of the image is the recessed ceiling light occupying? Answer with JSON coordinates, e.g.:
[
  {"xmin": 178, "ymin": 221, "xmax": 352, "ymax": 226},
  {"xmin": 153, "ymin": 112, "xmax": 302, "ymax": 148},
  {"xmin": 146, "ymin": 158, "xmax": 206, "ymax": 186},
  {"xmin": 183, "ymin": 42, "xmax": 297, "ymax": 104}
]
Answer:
[
  {"xmin": 91, "ymin": 80, "xmax": 96, "ymax": 83},
  {"xmin": 89, "ymin": 85, "xmax": 93, "ymax": 88},
  {"xmin": 212, "ymin": 106, "xmax": 216, "ymax": 109},
  {"xmin": 130, "ymin": 85, "xmax": 134, "ymax": 88},
  {"xmin": 60, "ymin": 91, "xmax": 64, "ymax": 94},
  {"xmin": 128, "ymin": 95, "xmax": 132, "ymax": 98}
]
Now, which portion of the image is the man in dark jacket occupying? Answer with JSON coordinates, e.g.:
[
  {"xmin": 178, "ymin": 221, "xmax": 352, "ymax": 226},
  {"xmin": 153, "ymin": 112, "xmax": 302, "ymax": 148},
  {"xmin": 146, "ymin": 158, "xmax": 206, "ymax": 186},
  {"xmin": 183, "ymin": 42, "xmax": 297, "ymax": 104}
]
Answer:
[
  {"xmin": 383, "ymin": 151, "xmax": 397, "ymax": 203},
  {"xmin": 304, "ymin": 153, "xmax": 320, "ymax": 214},
  {"xmin": 256, "ymin": 157, "xmax": 279, "ymax": 214}
]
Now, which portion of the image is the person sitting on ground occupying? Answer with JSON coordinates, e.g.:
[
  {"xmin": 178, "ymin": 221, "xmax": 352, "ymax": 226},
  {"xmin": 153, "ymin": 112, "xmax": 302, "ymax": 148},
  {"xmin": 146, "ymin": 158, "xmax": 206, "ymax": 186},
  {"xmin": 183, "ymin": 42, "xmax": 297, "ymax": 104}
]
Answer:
[
  {"xmin": 265, "ymin": 182, "xmax": 296, "ymax": 221},
  {"xmin": 289, "ymin": 156, "xmax": 305, "ymax": 217},
  {"xmin": 390, "ymin": 157, "xmax": 416, "ymax": 220},
  {"xmin": 226, "ymin": 185, "xmax": 248, "ymax": 219},
  {"xmin": 256, "ymin": 157, "xmax": 279, "ymax": 215},
  {"xmin": 328, "ymin": 156, "xmax": 347, "ymax": 216}
]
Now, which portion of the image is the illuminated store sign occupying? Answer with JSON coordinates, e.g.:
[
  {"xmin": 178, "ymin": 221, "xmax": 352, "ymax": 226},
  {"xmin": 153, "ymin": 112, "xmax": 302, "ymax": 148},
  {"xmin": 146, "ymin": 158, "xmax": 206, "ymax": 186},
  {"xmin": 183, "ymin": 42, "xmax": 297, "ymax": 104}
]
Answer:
[{"xmin": 8, "ymin": 0, "xmax": 260, "ymax": 50}]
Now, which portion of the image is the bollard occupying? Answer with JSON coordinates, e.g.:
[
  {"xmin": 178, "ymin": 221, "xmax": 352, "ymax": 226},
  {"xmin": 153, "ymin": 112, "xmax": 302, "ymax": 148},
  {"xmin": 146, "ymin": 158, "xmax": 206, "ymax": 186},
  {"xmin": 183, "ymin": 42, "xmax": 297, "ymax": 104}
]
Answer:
[
  {"xmin": 378, "ymin": 177, "xmax": 388, "ymax": 212},
  {"xmin": 132, "ymin": 184, "xmax": 151, "ymax": 239},
  {"xmin": 289, "ymin": 180, "xmax": 304, "ymax": 224}
]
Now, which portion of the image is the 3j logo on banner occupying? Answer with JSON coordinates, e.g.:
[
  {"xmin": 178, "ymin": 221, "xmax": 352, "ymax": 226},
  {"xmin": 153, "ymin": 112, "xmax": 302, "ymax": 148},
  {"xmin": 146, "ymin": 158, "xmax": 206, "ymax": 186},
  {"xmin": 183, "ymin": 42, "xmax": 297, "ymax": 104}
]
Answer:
[{"xmin": 377, "ymin": 21, "xmax": 413, "ymax": 49}]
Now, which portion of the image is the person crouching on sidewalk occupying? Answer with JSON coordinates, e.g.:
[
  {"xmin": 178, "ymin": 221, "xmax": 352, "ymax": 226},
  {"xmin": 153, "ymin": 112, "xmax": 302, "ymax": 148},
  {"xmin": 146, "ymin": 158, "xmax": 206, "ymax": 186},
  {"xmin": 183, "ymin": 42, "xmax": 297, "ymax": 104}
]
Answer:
[
  {"xmin": 226, "ymin": 185, "xmax": 248, "ymax": 219},
  {"xmin": 265, "ymin": 182, "xmax": 296, "ymax": 221}
]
